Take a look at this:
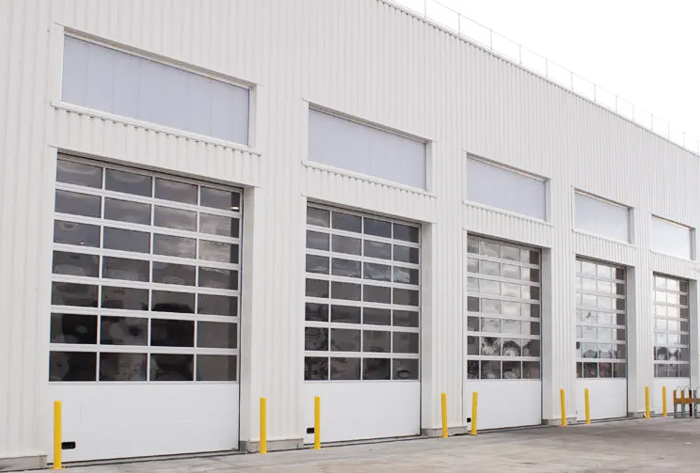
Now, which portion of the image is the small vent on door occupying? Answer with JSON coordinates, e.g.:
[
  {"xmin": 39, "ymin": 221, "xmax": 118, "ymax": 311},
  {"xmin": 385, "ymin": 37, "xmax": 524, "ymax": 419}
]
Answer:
[{"xmin": 306, "ymin": 427, "xmax": 315, "ymax": 434}]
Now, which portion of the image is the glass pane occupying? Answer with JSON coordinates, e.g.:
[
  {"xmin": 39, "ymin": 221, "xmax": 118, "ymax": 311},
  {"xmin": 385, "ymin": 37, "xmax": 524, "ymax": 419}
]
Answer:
[
  {"xmin": 197, "ymin": 355, "xmax": 237, "ymax": 381},
  {"xmin": 467, "ymin": 360, "xmax": 479, "ymax": 379},
  {"xmin": 467, "ymin": 335, "xmax": 478, "ymax": 355},
  {"xmin": 331, "ymin": 282, "xmax": 361, "ymax": 301},
  {"xmin": 305, "ymin": 303, "xmax": 329, "ymax": 322},
  {"xmin": 330, "ymin": 329, "xmax": 361, "ymax": 351},
  {"xmin": 54, "ymin": 221, "xmax": 100, "ymax": 247},
  {"xmin": 613, "ymin": 363, "xmax": 626, "ymax": 378},
  {"xmin": 332, "ymin": 235, "xmax": 361, "ymax": 255},
  {"xmin": 99, "ymin": 353, "xmax": 147, "ymax": 381},
  {"xmin": 199, "ymin": 240, "xmax": 238, "ymax": 263},
  {"xmin": 330, "ymin": 357, "xmax": 360, "ymax": 380},
  {"xmin": 56, "ymin": 159, "xmax": 102, "ymax": 188},
  {"xmin": 332, "ymin": 212, "xmax": 362, "ymax": 233},
  {"xmin": 481, "ymin": 337, "xmax": 501, "ymax": 356},
  {"xmin": 523, "ymin": 339, "xmax": 540, "ymax": 357},
  {"xmin": 100, "ymin": 316, "xmax": 148, "ymax": 345},
  {"xmin": 50, "ymin": 313, "xmax": 97, "ymax": 344},
  {"xmin": 154, "ymin": 206, "xmax": 197, "ymax": 231},
  {"xmin": 332, "ymin": 305, "xmax": 361, "ymax": 324},
  {"xmin": 502, "ymin": 319, "xmax": 520, "ymax": 334},
  {"xmin": 480, "ymin": 241, "xmax": 499, "ymax": 257},
  {"xmin": 364, "ymin": 218, "xmax": 392, "ymax": 238},
  {"xmin": 307, "ymin": 207, "xmax": 330, "ymax": 227},
  {"xmin": 467, "ymin": 296, "xmax": 479, "ymax": 312},
  {"xmin": 306, "ymin": 255, "xmax": 330, "ymax": 274},
  {"xmin": 198, "ymin": 294, "xmax": 237, "ymax": 316},
  {"xmin": 583, "ymin": 362, "xmax": 598, "ymax": 378},
  {"xmin": 364, "ymin": 262, "xmax": 391, "ymax": 281},
  {"xmin": 364, "ymin": 285, "xmax": 391, "ymax": 303},
  {"xmin": 364, "ymin": 240, "xmax": 392, "ymax": 259},
  {"xmin": 200, "ymin": 214, "xmax": 239, "ymax": 238},
  {"xmin": 332, "ymin": 258, "xmax": 362, "ymax": 278},
  {"xmin": 150, "ymin": 262, "xmax": 195, "ymax": 286},
  {"xmin": 393, "ymin": 332, "xmax": 419, "ymax": 353},
  {"xmin": 307, "ymin": 231, "xmax": 330, "ymax": 251},
  {"xmin": 523, "ymin": 361, "xmax": 540, "ymax": 379},
  {"xmin": 363, "ymin": 307, "xmax": 391, "ymax": 325},
  {"xmin": 480, "ymin": 279, "xmax": 500, "ymax": 295},
  {"xmin": 393, "ymin": 310, "xmax": 419, "ymax": 327},
  {"xmin": 151, "ymin": 319, "xmax": 194, "ymax": 347},
  {"xmin": 55, "ymin": 190, "xmax": 101, "ymax": 217},
  {"xmin": 200, "ymin": 187, "xmax": 240, "ymax": 211},
  {"xmin": 101, "ymin": 286, "xmax": 148, "ymax": 310},
  {"xmin": 501, "ymin": 245, "xmax": 519, "ymax": 261},
  {"xmin": 52, "ymin": 251, "xmax": 99, "ymax": 277},
  {"xmin": 104, "ymin": 227, "xmax": 150, "ymax": 253},
  {"xmin": 481, "ymin": 318, "xmax": 501, "ymax": 333},
  {"xmin": 197, "ymin": 321, "xmax": 237, "ymax": 349},
  {"xmin": 467, "ymin": 257, "xmax": 479, "ymax": 273},
  {"xmin": 467, "ymin": 316, "xmax": 480, "ymax": 332},
  {"xmin": 503, "ymin": 360, "xmax": 521, "ymax": 379},
  {"xmin": 480, "ymin": 260, "xmax": 500, "ymax": 276},
  {"xmin": 502, "ymin": 283, "xmax": 520, "ymax": 298},
  {"xmin": 393, "ymin": 359, "xmax": 419, "ymax": 380},
  {"xmin": 155, "ymin": 178, "xmax": 197, "ymax": 204},
  {"xmin": 49, "ymin": 351, "xmax": 96, "ymax": 381},
  {"xmin": 103, "ymin": 257, "xmax": 149, "ymax": 282},
  {"xmin": 482, "ymin": 299, "xmax": 500, "ymax": 314},
  {"xmin": 305, "ymin": 357, "xmax": 329, "ymax": 380},
  {"xmin": 152, "ymin": 291, "xmax": 195, "ymax": 313},
  {"xmin": 501, "ymin": 263, "xmax": 520, "ymax": 279},
  {"xmin": 104, "ymin": 198, "xmax": 151, "ymax": 225},
  {"xmin": 150, "ymin": 354, "xmax": 193, "ymax": 381},
  {"xmin": 393, "ymin": 245, "xmax": 419, "ymax": 263},
  {"xmin": 363, "ymin": 358, "xmax": 391, "ymax": 380},
  {"xmin": 51, "ymin": 282, "xmax": 98, "ymax": 307},
  {"xmin": 306, "ymin": 279, "xmax": 329, "ymax": 298},
  {"xmin": 198, "ymin": 267, "xmax": 238, "ymax": 290},
  {"xmin": 481, "ymin": 360, "xmax": 501, "ymax": 379},
  {"xmin": 363, "ymin": 331, "xmax": 391, "ymax": 352},
  {"xmin": 393, "ymin": 223, "xmax": 419, "ymax": 242},
  {"xmin": 305, "ymin": 327, "xmax": 329, "ymax": 351},
  {"xmin": 153, "ymin": 233, "xmax": 197, "ymax": 257},
  {"xmin": 105, "ymin": 169, "xmax": 152, "ymax": 196},
  {"xmin": 502, "ymin": 339, "xmax": 521, "ymax": 357},
  {"xmin": 393, "ymin": 288, "xmax": 419, "ymax": 306},
  {"xmin": 467, "ymin": 237, "xmax": 479, "ymax": 253}
]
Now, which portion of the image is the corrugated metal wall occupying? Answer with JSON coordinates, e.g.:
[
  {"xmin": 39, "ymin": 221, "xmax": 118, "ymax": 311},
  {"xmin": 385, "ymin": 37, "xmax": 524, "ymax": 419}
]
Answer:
[{"xmin": 1, "ymin": 0, "xmax": 699, "ymax": 460}]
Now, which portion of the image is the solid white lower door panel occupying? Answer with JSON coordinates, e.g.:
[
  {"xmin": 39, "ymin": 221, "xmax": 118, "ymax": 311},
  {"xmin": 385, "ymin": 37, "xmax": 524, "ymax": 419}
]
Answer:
[
  {"xmin": 463, "ymin": 380, "xmax": 541, "ymax": 430},
  {"xmin": 576, "ymin": 379, "xmax": 626, "ymax": 421}
]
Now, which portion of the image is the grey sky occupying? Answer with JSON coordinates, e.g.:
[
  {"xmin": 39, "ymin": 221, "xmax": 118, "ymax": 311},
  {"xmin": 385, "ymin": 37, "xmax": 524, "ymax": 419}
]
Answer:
[{"xmin": 395, "ymin": 0, "xmax": 700, "ymax": 146}]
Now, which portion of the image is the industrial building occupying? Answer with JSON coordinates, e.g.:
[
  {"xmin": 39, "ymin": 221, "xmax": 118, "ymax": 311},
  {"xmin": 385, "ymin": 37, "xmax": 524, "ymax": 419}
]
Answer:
[{"xmin": 0, "ymin": 0, "xmax": 698, "ymax": 468}]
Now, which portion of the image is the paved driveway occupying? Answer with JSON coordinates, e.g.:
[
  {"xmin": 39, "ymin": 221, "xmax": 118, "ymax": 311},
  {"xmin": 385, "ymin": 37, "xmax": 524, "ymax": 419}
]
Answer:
[{"xmin": 31, "ymin": 418, "xmax": 700, "ymax": 472}]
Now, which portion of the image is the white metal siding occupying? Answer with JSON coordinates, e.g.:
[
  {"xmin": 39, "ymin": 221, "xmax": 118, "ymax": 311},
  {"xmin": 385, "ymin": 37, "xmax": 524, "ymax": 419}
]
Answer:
[{"xmin": 2, "ymin": 0, "xmax": 700, "ymax": 460}]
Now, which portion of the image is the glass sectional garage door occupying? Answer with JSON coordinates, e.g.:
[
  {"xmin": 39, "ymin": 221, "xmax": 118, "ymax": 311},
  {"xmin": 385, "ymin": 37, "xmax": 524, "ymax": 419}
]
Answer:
[
  {"xmin": 465, "ymin": 235, "xmax": 542, "ymax": 429},
  {"xmin": 49, "ymin": 155, "xmax": 241, "ymax": 461},
  {"xmin": 574, "ymin": 258, "xmax": 627, "ymax": 420},
  {"xmin": 304, "ymin": 204, "xmax": 421, "ymax": 443}
]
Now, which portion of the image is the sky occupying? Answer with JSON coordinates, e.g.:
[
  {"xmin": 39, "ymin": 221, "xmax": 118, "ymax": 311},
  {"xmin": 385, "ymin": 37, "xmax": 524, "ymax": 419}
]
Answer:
[{"xmin": 395, "ymin": 0, "xmax": 700, "ymax": 148}]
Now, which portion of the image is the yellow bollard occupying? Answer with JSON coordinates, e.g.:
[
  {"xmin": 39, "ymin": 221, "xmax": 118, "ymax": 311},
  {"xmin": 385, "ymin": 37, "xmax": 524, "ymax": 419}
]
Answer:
[
  {"xmin": 662, "ymin": 386, "xmax": 667, "ymax": 417},
  {"xmin": 313, "ymin": 396, "xmax": 321, "ymax": 450},
  {"xmin": 441, "ymin": 392, "xmax": 448, "ymax": 438},
  {"xmin": 645, "ymin": 386, "xmax": 650, "ymax": 419},
  {"xmin": 584, "ymin": 388, "xmax": 590, "ymax": 425},
  {"xmin": 53, "ymin": 401, "xmax": 62, "ymax": 470},
  {"xmin": 260, "ymin": 397, "xmax": 267, "ymax": 454},
  {"xmin": 560, "ymin": 389, "xmax": 567, "ymax": 427},
  {"xmin": 470, "ymin": 391, "xmax": 478, "ymax": 436}
]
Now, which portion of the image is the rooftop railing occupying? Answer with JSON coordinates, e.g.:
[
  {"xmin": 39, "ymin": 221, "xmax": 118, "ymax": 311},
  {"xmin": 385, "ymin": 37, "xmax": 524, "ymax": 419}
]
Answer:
[{"xmin": 390, "ymin": 0, "xmax": 700, "ymax": 156}]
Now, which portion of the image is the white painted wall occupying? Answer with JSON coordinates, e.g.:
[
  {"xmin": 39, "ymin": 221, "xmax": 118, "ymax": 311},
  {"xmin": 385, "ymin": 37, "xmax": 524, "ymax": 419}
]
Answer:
[
  {"xmin": 463, "ymin": 380, "xmax": 541, "ymax": 430},
  {"xmin": 2, "ymin": 0, "xmax": 700, "ymax": 462},
  {"xmin": 302, "ymin": 382, "xmax": 420, "ymax": 444},
  {"xmin": 575, "ymin": 379, "xmax": 627, "ymax": 421},
  {"xmin": 47, "ymin": 384, "xmax": 239, "ymax": 462}
]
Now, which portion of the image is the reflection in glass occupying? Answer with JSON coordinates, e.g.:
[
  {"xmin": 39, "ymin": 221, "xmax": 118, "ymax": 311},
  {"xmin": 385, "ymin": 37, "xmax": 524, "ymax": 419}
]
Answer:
[
  {"xmin": 331, "ymin": 329, "xmax": 361, "ymax": 351},
  {"xmin": 364, "ymin": 262, "xmax": 391, "ymax": 281},
  {"xmin": 481, "ymin": 337, "xmax": 500, "ymax": 356},
  {"xmin": 393, "ymin": 288, "xmax": 419, "ymax": 306},
  {"xmin": 51, "ymin": 282, "xmax": 98, "ymax": 307},
  {"xmin": 305, "ymin": 303, "xmax": 329, "ymax": 322},
  {"xmin": 100, "ymin": 316, "xmax": 148, "ymax": 345},
  {"xmin": 155, "ymin": 178, "xmax": 197, "ymax": 204},
  {"xmin": 150, "ymin": 354, "xmax": 193, "ymax": 381},
  {"xmin": 523, "ymin": 361, "xmax": 540, "ymax": 379},
  {"xmin": 104, "ymin": 227, "xmax": 150, "ymax": 253},
  {"xmin": 153, "ymin": 234, "xmax": 196, "ymax": 258},
  {"xmin": 305, "ymin": 357, "xmax": 329, "ymax": 380},
  {"xmin": 332, "ymin": 235, "xmax": 361, "ymax": 255},
  {"xmin": 307, "ymin": 231, "xmax": 330, "ymax": 251},
  {"xmin": 52, "ymin": 251, "xmax": 99, "ymax": 277},
  {"xmin": 152, "ymin": 291, "xmax": 195, "ymax": 313},
  {"xmin": 393, "ymin": 245, "xmax": 419, "ymax": 263},
  {"xmin": 104, "ymin": 198, "xmax": 151, "ymax": 225},
  {"xmin": 105, "ymin": 169, "xmax": 152, "ymax": 196},
  {"xmin": 331, "ymin": 305, "xmax": 361, "ymax": 324},
  {"xmin": 54, "ymin": 221, "xmax": 100, "ymax": 247},
  {"xmin": 154, "ymin": 206, "xmax": 197, "ymax": 231},
  {"xmin": 393, "ymin": 223, "xmax": 419, "ymax": 243},
  {"xmin": 151, "ymin": 319, "xmax": 194, "ymax": 347},
  {"xmin": 199, "ymin": 267, "xmax": 238, "ymax": 290},
  {"xmin": 200, "ymin": 187, "xmax": 240, "ymax": 211},
  {"xmin": 198, "ymin": 321, "xmax": 237, "ymax": 349},
  {"xmin": 332, "ymin": 258, "xmax": 361, "ymax": 278},
  {"xmin": 49, "ymin": 351, "xmax": 96, "ymax": 381},
  {"xmin": 503, "ymin": 360, "xmax": 521, "ymax": 379},
  {"xmin": 467, "ymin": 360, "xmax": 479, "ymax": 379},
  {"xmin": 502, "ymin": 339, "xmax": 521, "ymax": 357},
  {"xmin": 331, "ymin": 282, "xmax": 361, "ymax": 301},
  {"xmin": 393, "ymin": 310, "xmax": 419, "ymax": 327},
  {"xmin": 306, "ymin": 279, "xmax": 329, "ymax": 298},
  {"xmin": 153, "ymin": 262, "xmax": 196, "ymax": 286},
  {"xmin": 100, "ymin": 353, "xmax": 147, "ymax": 381},
  {"xmin": 364, "ymin": 218, "xmax": 392, "ymax": 237},
  {"xmin": 56, "ymin": 159, "xmax": 102, "ymax": 188},
  {"xmin": 103, "ymin": 257, "xmax": 149, "ymax": 282},
  {"xmin": 101, "ymin": 286, "xmax": 148, "ymax": 310},
  {"xmin": 200, "ymin": 214, "xmax": 238, "ymax": 238},
  {"xmin": 394, "ymin": 332, "xmax": 419, "ymax": 353},
  {"xmin": 467, "ymin": 336, "xmax": 478, "ymax": 355},
  {"xmin": 363, "ymin": 358, "xmax": 391, "ymax": 380},
  {"xmin": 364, "ymin": 285, "xmax": 391, "ymax": 304},
  {"xmin": 364, "ymin": 331, "xmax": 391, "ymax": 352},
  {"xmin": 393, "ymin": 358, "xmax": 419, "ymax": 380},
  {"xmin": 200, "ymin": 240, "xmax": 238, "ymax": 263},
  {"xmin": 50, "ymin": 313, "xmax": 97, "ymax": 344},
  {"xmin": 197, "ymin": 355, "xmax": 237, "ymax": 381},
  {"xmin": 55, "ymin": 190, "xmax": 102, "ymax": 217},
  {"xmin": 332, "ymin": 212, "xmax": 362, "ymax": 233},
  {"xmin": 305, "ymin": 327, "xmax": 329, "ymax": 351},
  {"xmin": 481, "ymin": 360, "xmax": 500, "ymax": 379},
  {"xmin": 330, "ymin": 357, "xmax": 361, "ymax": 380},
  {"xmin": 307, "ymin": 207, "xmax": 330, "ymax": 227},
  {"xmin": 364, "ymin": 240, "xmax": 392, "ymax": 260}
]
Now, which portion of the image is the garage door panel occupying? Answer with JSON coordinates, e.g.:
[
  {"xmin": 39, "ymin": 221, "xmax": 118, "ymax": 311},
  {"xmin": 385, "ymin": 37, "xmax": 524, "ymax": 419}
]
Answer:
[
  {"xmin": 464, "ymin": 380, "xmax": 540, "ymax": 430},
  {"xmin": 576, "ymin": 379, "xmax": 626, "ymax": 421},
  {"xmin": 48, "ymin": 384, "xmax": 239, "ymax": 462}
]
